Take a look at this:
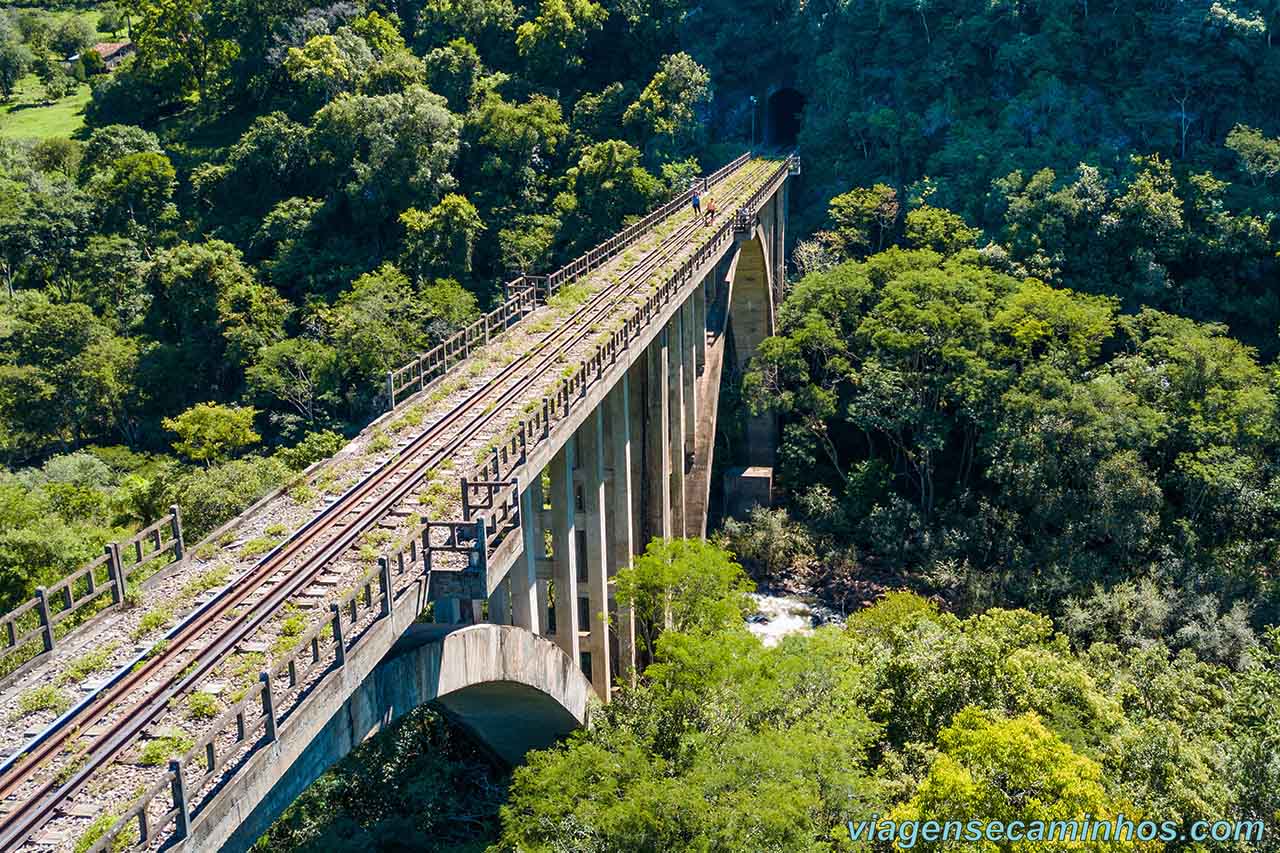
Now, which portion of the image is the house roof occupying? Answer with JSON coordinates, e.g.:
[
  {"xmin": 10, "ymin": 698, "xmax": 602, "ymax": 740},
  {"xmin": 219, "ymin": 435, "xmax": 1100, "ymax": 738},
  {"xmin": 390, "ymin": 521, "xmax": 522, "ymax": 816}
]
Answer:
[{"xmin": 90, "ymin": 42, "xmax": 134, "ymax": 60}]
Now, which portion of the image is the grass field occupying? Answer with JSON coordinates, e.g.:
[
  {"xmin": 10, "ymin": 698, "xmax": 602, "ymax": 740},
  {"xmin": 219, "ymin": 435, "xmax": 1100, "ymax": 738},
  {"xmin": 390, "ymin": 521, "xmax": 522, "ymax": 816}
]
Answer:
[
  {"xmin": 0, "ymin": 3, "xmax": 120, "ymax": 141},
  {"xmin": 0, "ymin": 74, "xmax": 92, "ymax": 140},
  {"xmin": 41, "ymin": 6, "xmax": 116, "ymax": 41}
]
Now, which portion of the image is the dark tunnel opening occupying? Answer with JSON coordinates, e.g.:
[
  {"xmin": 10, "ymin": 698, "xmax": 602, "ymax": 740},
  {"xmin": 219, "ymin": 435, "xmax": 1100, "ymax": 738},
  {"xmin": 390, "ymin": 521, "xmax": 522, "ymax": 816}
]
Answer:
[{"xmin": 766, "ymin": 88, "xmax": 805, "ymax": 148}]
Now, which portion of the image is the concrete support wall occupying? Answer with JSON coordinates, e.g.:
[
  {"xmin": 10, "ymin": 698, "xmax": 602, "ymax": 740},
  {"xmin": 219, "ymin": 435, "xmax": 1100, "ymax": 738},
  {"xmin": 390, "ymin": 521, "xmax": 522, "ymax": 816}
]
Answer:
[
  {"xmin": 693, "ymin": 276, "xmax": 707, "ymax": 375},
  {"xmin": 435, "ymin": 597, "xmax": 460, "ymax": 625},
  {"xmin": 549, "ymin": 440, "xmax": 579, "ymax": 661},
  {"xmin": 576, "ymin": 409, "xmax": 611, "ymax": 698},
  {"xmin": 684, "ymin": 263, "xmax": 732, "ymax": 539}
]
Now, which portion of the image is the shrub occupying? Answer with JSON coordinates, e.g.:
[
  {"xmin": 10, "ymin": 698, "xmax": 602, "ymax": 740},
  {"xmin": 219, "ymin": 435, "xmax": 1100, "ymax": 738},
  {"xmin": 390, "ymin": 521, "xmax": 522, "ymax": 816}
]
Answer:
[
  {"xmin": 186, "ymin": 691, "xmax": 219, "ymax": 720},
  {"xmin": 138, "ymin": 729, "xmax": 193, "ymax": 766},
  {"xmin": 271, "ymin": 609, "xmax": 309, "ymax": 657},
  {"xmin": 274, "ymin": 430, "xmax": 345, "ymax": 471},
  {"xmin": 177, "ymin": 456, "xmax": 290, "ymax": 541},
  {"xmin": 73, "ymin": 811, "xmax": 136, "ymax": 853},
  {"xmin": 17, "ymin": 685, "xmax": 71, "ymax": 716},
  {"xmin": 288, "ymin": 481, "xmax": 316, "ymax": 505},
  {"xmin": 58, "ymin": 642, "xmax": 119, "ymax": 685},
  {"xmin": 180, "ymin": 565, "xmax": 229, "ymax": 599},
  {"xmin": 131, "ymin": 605, "xmax": 173, "ymax": 640},
  {"xmin": 367, "ymin": 430, "xmax": 391, "ymax": 453},
  {"xmin": 240, "ymin": 537, "xmax": 279, "ymax": 559}
]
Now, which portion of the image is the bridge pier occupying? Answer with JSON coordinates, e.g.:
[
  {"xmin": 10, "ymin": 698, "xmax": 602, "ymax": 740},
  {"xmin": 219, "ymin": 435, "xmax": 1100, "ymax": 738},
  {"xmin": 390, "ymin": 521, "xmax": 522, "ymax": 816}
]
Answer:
[
  {"xmin": 682, "ymin": 298, "xmax": 697, "ymax": 463},
  {"xmin": 513, "ymin": 474, "xmax": 544, "ymax": 634},
  {"xmin": 549, "ymin": 439, "xmax": 580, "ymax": 664},
  {"xmin": 644, "ymin": 328, "xmax": 672, "ymax": 542},
  {"xmin": 435, "ymin": 597, "xmax": 460, "ymax": 624},
  {"xmin": 605, "ymin": 375, "xmax": 636, "ymax": 685},
  {"xmin": 668, "ymin": 309, "xmax": 688, "ymax": 538},
  {"xmin": 577, "ymin": 409, "xmax": 611, "ymax": 697}
]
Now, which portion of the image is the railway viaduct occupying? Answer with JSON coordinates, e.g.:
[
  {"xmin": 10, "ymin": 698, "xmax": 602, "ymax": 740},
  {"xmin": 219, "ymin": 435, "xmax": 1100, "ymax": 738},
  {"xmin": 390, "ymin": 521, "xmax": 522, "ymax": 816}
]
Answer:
[{"xmin": 0, "ymin": 153, "xmax": 796, "ymax": 853}]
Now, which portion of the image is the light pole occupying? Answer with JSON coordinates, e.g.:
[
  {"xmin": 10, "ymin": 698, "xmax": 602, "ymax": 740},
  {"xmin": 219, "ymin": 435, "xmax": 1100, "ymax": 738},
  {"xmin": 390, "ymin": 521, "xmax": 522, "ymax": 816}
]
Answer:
[{"xmin": 749, "ymin": 96, "xmax": 758, "ymax": 147}]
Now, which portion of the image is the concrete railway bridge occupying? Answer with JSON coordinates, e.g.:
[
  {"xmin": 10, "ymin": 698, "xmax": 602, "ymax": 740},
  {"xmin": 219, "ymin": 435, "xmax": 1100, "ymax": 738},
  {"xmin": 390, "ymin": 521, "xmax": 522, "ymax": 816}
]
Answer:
[{"xmin": 0, "ymin": 152, "xmax": 797, "ymax": 853}]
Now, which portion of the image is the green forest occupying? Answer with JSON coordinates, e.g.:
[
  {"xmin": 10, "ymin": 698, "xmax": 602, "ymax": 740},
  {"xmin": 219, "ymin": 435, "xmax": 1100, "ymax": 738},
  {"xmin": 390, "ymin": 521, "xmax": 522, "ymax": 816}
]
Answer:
[{"xmin": 2, "ymin": 0, "xmax": 1280, "ymax": 846}]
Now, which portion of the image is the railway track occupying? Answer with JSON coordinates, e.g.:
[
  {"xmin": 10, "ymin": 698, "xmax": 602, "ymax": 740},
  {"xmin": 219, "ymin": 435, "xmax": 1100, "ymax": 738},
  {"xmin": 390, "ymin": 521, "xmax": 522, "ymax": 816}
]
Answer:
[{"xmin": 0, "ymin": 155, "xmax": 772, "ymax": 852}]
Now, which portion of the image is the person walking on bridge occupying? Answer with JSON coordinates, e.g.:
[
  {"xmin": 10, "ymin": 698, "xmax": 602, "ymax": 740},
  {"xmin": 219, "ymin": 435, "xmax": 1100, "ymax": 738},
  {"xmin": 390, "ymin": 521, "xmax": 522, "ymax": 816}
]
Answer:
[
  {"xmin": 691, "ymin": 188, "xmax": 702, "ymax": 219},
  {"xmin": 705, "ymin": 196, "xmax": 717, "ymax": 225}
]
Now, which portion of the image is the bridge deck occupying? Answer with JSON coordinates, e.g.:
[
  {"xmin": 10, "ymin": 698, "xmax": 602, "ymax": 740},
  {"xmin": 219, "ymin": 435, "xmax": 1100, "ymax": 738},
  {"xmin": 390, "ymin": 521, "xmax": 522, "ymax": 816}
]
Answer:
[{"xmin": 0, "ymin": 155, "xmax": 787, "ymax": 853}]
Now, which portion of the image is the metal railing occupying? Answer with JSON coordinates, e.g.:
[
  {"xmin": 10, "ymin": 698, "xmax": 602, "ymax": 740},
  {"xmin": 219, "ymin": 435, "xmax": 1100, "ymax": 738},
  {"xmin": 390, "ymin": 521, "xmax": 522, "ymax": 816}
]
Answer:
[
  {"xmin": 384, "ymin": 151, "xmax": 753, "ymax": 411},
  {"xmin": 0, "ymin": 506, "xmax": 184, "ymax": 680}
]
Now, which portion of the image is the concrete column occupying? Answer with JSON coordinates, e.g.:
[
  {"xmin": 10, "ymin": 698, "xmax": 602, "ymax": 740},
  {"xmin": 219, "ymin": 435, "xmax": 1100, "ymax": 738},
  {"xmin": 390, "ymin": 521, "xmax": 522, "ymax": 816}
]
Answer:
[
  {"xmin": 577, "ymin": 408, "xmax": 611, "ymax": 698},
  {"xmin": 643, "ymin": 330, "xmax": 671, "ymax": 543},
  {"xmin": 681, "ymin": 297, "xmax": 697, "ymax": 458},
  {"xmin": 549, "ymin": 439, "xmax": 580, "ymax": 660},
  {"xmin": 536, "ymin": 578, "xmax": 550, "ymax": 634},
  {"xmin": 606, "ymin": 375, "xmax": 637, "ymax": 684},
  {"xmin": 667, "ymin": 311, "xmax": 687, "ymax": 539},
  {"xmin": 694, "ymin": 277, "xmax": 707, "ymax": 376},
  {"xmin": 776, "ymin": 180, "xmax": 788, "ymax": 293},
  {"xmin": 512, "ymin": 474, "xmax": 544, "ymax": 634}
]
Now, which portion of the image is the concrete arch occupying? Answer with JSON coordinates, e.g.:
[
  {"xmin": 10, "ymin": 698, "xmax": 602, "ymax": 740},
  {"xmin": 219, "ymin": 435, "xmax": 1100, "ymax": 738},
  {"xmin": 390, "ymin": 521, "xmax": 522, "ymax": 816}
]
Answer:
[
  {"xmin": 213, "ymin": 625, "xmax": 591, "ymax": 852},
  {"xmin": 726, "ymin": 228, "xmax": 776, "ymax": 380},
  {"xmin": 720, "ymin": 225, "xmax": 779, "ymax": 516}
]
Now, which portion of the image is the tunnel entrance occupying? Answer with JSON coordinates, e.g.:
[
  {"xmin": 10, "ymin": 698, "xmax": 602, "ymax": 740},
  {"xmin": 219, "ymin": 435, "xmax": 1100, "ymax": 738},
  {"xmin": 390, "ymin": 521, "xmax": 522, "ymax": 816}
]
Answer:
[{"xmin": 766, "ymin": 88, "xmax": 804, "ymax": 147}]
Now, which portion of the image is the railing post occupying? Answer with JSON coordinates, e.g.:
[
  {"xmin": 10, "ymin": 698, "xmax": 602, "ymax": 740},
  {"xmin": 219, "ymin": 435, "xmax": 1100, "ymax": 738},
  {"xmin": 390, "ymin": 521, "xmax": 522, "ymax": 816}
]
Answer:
[
  {"xmin": 169, "ymin": 759, "xmax": 190, "ymax": 840},
  {"xmin": 385, "ymin": 371, "xmax": 395, "ymax": 411},
  {"xmin": 378, "ymin": 555, "xmax": 393, "ymax": 617},
  {"xmin": 169, "ymin": 504, "xmax": 184, "ymax": 561},
  {"xmin": 259, "ymin": 672, "xmax": 277, "ymax": 742},
  {"xmin": 329, "ymin": 603, "xmax": 346, "ymax": 667},
  {"xmin": 105, "ymin": 543, "xmax": 123, "ymax": 606},
  {"xmin": 460, "ymin": 477, "xmax": 471, "ymax": 519},
  {"xmin": 472, "ymin": 517, "xmax": 488, "ymax": 575},
  {"xmin": 542, "ymin": 398, "xmax": 551, "ymax": 438},
  {"xmin": 34, "ymin": 587, "xmax": 53, "ymax": 652}
]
